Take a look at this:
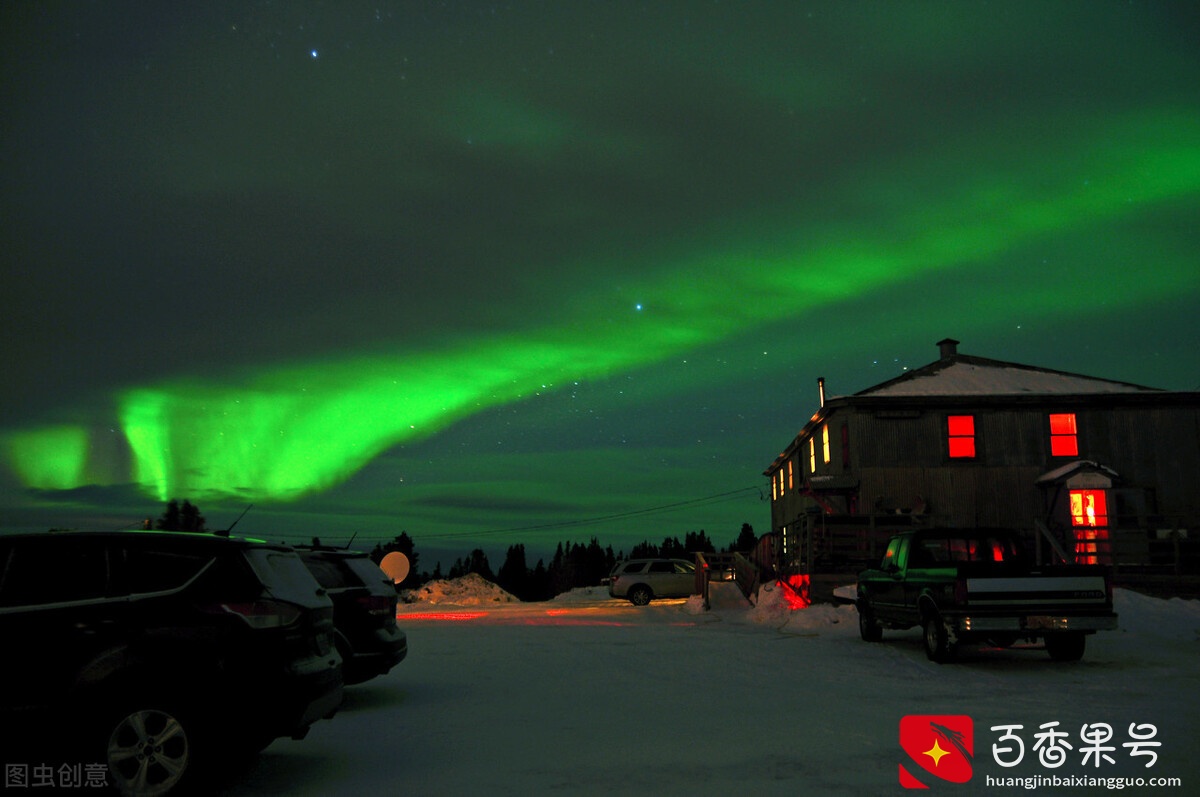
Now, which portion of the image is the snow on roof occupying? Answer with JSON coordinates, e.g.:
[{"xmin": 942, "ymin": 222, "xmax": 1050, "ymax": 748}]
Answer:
[
  {"xmin": 856, "ymin": 356, "xmax": 1160, "ymax": 398},
  {"xmin": 1035, "ymin": 459, "xmax": 1121, "ymax": 485}
]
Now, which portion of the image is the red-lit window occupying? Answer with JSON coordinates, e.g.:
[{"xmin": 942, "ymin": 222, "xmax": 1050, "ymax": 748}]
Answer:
[
  {"xmin": 1069, "ymin": 489, "xmax": 1109, "ymax": 564},
  {"xmin": 1049, "ymin": 413, "xmax": 1078, "ymax": 457},
  {"xmin": 947, "ymin": 415, "xmax": 976, "ymax": 458}
]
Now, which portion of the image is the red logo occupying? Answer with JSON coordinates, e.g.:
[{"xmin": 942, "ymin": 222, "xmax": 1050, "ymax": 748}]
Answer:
[{"xmin": 899, "ymin": 715, "xmax": 974, "ymax": 788}]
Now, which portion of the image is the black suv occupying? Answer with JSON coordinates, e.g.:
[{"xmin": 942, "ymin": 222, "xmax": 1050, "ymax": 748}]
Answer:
[
  {"xmin": 296, "ymin": 546, "xmax": 408, "ymax": 685},
  {"xmin": 0, "ymin": 530, "xmax": 344, "ymax": 795}
]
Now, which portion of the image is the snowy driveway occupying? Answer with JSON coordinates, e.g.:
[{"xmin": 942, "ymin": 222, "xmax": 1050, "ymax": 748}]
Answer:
[{"xmin": 214, "ymin": 588, "xmax": 1199, "ymax": 796}]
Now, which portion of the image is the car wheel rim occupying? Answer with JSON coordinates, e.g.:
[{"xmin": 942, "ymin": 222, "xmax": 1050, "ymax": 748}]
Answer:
[{"xmin": 107, "ymin": 708, "xmax": 189, "ymax": 797}]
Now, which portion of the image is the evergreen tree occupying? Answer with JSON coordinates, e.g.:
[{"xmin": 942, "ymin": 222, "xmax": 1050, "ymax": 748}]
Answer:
[
  {"xmin": 728, "ymin": 523, "xmax": 758, "ymax": 552},
  {"xmin": 369, "ymin": 532, "xmax": 421, "ymax": 588},
  {"xmin": 156, "ymin": 499, "xmax": 205, "ymax": 532},
  {"xmin": 659, "ymin": 536, "xmax": 686, "ymax": 559},
  {"xmin": 529, "ymin": 559, "xmax": 551, "ymax": 601},
  {"xmin": 629, "ymin": 540, "xmax": 659, "ymax": 559},
  {"xmin": 463, "ymin": 548, "xmax": 494, "ymax": 581},
  {"xmin": 497, "ymin": 544, "xmax": 530, "ymax": 600},
  {"xmin": 684, "ymin": 530, "xmax": 714, "ymax": 553}
]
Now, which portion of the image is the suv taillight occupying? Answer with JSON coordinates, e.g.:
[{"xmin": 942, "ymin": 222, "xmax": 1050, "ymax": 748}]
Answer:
[
  {"xmin": 217, "ymin": 599, "xmax": 304, "ymax": 629},
  {"xmin": 356, "ymin": 594, "xmax": 396, "ymax": 618}
]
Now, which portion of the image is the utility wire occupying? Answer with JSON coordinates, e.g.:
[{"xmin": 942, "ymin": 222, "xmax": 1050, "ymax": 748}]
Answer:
[
  {"xmin": 419, "ymin": 485, "xmax": 762, "ymax": 540},
  {"xmin": 267, "ymin": 485, "xmax": 762, "ymax": 544}
]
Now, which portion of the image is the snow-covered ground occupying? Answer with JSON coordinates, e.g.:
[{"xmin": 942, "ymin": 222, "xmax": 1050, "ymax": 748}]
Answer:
[{"xmin": 214, "ymin": 581, "xmax": 1200, "ymax": 796}]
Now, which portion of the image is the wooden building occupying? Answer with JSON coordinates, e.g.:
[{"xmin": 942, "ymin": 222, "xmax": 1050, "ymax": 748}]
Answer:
[{"xmin": 763, "ymin": 339, "xmax": 1199, "ymax": 594}]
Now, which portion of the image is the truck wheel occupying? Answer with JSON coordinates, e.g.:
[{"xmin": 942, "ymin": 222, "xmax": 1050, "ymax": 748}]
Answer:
[
  {"xmin": 1045, "ymin": 632, "xmax": 1087, "ymax": 662},
  {"xmin": 922, "ymin": 613, "xmax": 955, "ymax": 663},
  {"xmin": 858, "ymin": 603, "xmax": 882, "ymax": 642}
]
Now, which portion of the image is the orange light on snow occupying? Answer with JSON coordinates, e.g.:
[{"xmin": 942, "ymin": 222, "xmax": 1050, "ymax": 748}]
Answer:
[{"xmin": 404, "ymin": 611, "xmax": 490, "ymax": 622}]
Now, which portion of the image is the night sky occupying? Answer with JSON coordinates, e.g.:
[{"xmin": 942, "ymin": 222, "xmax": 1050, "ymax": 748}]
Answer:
[{"xmin": 3, "ymin": 2, "xmax": 1198, "ymax": 566}]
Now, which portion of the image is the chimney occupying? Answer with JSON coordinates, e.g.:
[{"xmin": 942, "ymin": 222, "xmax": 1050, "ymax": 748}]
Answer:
[
  {"xmin": 818, "ymin": 377, "xmax": 826, "ymax": 408},
  {"xmin": 937, "ymin": 338, "xmax": 960, "ymax": 360}
]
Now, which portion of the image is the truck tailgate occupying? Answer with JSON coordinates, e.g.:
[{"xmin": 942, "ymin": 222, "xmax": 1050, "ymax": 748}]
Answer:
[{"xmin": 965, "ymin": 575, "xmax": 1108, "ymax": 606}]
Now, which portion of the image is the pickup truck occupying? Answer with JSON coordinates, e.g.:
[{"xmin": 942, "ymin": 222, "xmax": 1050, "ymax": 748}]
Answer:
[{"xmin": 856, "ymin": 528, "xmax": 1118, "ymax": 663}]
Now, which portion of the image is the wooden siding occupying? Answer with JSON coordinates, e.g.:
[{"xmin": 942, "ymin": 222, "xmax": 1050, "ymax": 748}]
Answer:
[{"xmin": 768, "ymin": 399, "xmax": 1200, "ymax": 541}]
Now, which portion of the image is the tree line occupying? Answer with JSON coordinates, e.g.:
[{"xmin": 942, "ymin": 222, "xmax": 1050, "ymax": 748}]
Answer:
[
  {"xmin": 145, "ymin": 500, "xmax": 759, "ymax": 603},
  {"xmin": 369, "ymin": 524, "xmax": 759, "ymax": 602}
]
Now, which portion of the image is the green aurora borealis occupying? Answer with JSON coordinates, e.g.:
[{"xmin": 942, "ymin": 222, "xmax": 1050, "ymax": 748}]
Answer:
[{"xmin": 2, "ymin": 2, "xmax": 1198, "ymax": 560}]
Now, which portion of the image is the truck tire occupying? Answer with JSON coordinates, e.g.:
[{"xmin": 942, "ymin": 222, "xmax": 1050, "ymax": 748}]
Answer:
[
  {"xmin": 922, "ymin": 612, "xmax": 956, "ymax": 663},
  {"xmin": 858, "ymin": 603, "xmax": 882, "ymax": 642},
  {"xmin": 1045, "ymin": 632, "xmax": 1087, "ymax": 662}
]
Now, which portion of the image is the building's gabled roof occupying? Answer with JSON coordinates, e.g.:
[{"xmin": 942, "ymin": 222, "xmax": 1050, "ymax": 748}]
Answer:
[{"xmin": 852, "ymin": 338, "xmax": 1161, "ymax": 398}]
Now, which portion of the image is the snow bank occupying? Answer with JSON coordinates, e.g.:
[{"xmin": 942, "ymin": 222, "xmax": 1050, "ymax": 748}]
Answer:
[
  {"xmin": 747, "ymin": 580, "xmax": 858, "ymax": 632},
  {"xmin": 550, "ymin": 585, "xmax": 611, "ymax": 602},
  {"xmin": 1114, "ymin": 588, "xmax": 1200, "ymax": 640},
  {"xmin": 400, "ymin": 572, "xmax": 519, "ymax": 605}
]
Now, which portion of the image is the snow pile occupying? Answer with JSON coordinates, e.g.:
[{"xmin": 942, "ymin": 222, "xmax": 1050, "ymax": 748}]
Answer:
[
  {"xmin": 746, "ymin": 580, "xmax": 857, "ymax": 631},
  {"xmin": 550, "ymin": 585, "xmax": 611, "ymax": 602},
  {"xmin": 747, "ymin": 580, "xmax": 792, "ymax": 624},
  {"xmin": 1114, "ymin": 588, "xmax": 1200, "ymax": 640},
  {"xmin": 401, "ymin": 573, "xmax": 519, "ymax": 605}
]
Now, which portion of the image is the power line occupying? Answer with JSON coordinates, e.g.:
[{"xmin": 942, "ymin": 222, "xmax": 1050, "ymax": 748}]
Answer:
[
  {"xmin": 419, "ymin": 485, "xmax": 763, "ymax": 540},
  {"xmin": 267, "ymin": 485, "xmax": 762, "ymax": 545}
]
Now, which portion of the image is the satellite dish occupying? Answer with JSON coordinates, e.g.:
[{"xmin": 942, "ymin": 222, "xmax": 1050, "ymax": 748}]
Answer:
[{"xmin": 380, "ymin": 552, "xmax": 411, "ymax": 585}]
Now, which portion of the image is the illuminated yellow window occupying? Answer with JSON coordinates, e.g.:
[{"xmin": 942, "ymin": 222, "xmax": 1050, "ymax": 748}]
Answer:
[
  {"xmin": 809, "ymin": 437, "xmax": 816, "ymax": 472},
  {"xmin": 1049, "ymin": 413, "xmax": 1078, "ymax": 457},
  {"xmin": 1069, "ymin": 489, "xmax": 1107, "ymax": 527},
  {"xmin": 787, "ymin": 460, "xmax": 794, "ymax": 490},
  {"xmin": 821, "ymin": 424, "xmax": 831, "ymax": 464},
  {"xmin": 947, "ymin": 415, "xmax": 976, "ymax": 459}
]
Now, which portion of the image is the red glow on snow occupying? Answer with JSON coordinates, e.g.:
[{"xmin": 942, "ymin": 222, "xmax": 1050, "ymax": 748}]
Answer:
[
  {"xmin": 779, "ymin": 574, "xmax": 811, "ymax": 609},
  {"xmin": 404, "ymin": 611, "xmax": 490, "ymax": 622}
]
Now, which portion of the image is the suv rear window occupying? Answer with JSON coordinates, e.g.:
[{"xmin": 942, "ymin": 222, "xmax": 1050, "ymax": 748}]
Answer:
[
  {"xmin": 343, "ymin": 557, "xmax": 390, "ymax": 588},
  {"xmin": 620, "ymin": 562, "xmax": 646, "ymax": 574},
  {"xmin": 244, "ymin": 549, "xmax": 324, "ymax": 606},
  {"xmin": 122, "ymin": 547, "xmax": 213, "ymax": 594},
  {"xmin": 301, "ymin": 557, "xmax": 357, "ymax": 590}
]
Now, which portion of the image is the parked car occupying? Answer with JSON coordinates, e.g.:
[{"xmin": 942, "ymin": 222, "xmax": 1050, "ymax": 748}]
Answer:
[
  {"xmin": 856, "ymin": 528, "xmax": 1118, "ymax": 662},
  {"xmin": 0, "ymin": 530, "xmax": 344, "ymax": 795},
  {"xmin": 295, "ymin": 545, "xmax": 408, "ymax": 685},
  {"xmin": 608, "ymin": 558, "xmax": 696, "ymax": 605}
]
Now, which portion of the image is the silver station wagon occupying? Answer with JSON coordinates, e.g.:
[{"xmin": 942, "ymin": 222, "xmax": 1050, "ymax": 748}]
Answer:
[{"xmin": 607, "ymin": 558, "xmax": 696, "ymax": 605}]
